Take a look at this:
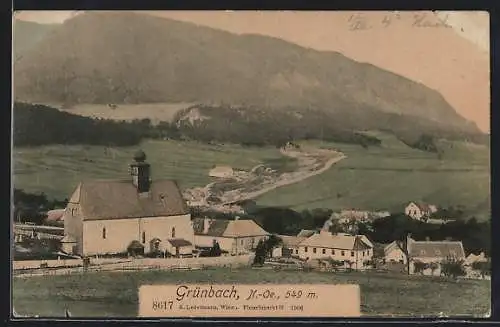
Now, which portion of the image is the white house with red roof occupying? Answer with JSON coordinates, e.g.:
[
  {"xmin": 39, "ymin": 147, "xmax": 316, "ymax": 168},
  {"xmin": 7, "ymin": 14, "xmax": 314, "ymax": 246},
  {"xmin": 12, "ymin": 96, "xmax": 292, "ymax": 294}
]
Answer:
[
  {"xmin": 297, "ymin": 230, "xmax": 374, "ymax": 270},
  {"xmin": 404, "ymin": 201, "xmax": 438, "ymax": 221},
  {"xmin": 407, "ymin": 235, "xmax": 465, "ymax": 276},
  {"xmin": 192, "ymin": 217, "xmax": 269, "ymax": 255}
]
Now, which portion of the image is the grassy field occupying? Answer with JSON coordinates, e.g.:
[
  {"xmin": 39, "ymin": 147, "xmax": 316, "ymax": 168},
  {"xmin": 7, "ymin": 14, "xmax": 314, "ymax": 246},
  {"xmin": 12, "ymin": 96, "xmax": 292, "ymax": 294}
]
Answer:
[
  {"xmin": 12, "ymin": 268, "xmax": 490, "ymax": 317},
  {"xmin": 13, "ymin": 132, "xmax": 490, "ymax": 218},
  {"xmin": 13, "ymin": 140, "xmax": 286, "ymax": 200},
  {"xmin": 256, "ymin": 132, "xmax": 490, "ymax": 217},
  {"xmin": 48, "ymin": 102, "xmax": 194, "ymax": 124}
]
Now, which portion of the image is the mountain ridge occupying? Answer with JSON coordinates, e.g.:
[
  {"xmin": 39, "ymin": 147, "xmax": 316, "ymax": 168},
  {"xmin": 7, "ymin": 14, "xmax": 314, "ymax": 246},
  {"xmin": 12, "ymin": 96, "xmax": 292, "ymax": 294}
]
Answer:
[{"xmin": 14, "ymin": 11, "xmax": 481, "ymax": 135}]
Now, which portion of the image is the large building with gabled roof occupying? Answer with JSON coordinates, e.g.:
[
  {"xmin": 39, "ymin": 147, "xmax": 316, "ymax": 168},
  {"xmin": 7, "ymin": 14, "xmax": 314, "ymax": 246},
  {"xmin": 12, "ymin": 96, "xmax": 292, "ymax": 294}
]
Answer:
[
  {"xmin": 62, "ymin": 150, "xmax": 194, "ymax": 257},
  {"xmin": 192, "ymin": 217, "xmax": 269, "ymax": 255},
  {"xmin": 297, "ymin": 230, "xmax": 374, "ymax": 270}
]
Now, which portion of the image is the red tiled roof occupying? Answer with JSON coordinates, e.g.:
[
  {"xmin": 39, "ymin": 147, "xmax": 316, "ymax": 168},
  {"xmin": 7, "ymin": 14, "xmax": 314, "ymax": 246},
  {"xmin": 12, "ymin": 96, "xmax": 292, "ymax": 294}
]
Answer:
[
  {"xmin": 66, "ymin": 179, "xmax": 189, "ymax": 220},
  {"xmin": 168, "ymin": 239, "xmax": 193, "ymax": 247},
  {"xmin": 408, "ymin": 239, "xmax": 465, "ymax": 259}
]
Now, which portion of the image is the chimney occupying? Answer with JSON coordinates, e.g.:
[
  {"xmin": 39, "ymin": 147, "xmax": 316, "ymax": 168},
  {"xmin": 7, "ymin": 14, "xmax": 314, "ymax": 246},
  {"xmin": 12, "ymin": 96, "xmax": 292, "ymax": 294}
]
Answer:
[
  {"xmin": 425, "ymin": 236, "xmax": 430, "ymax": 241},
  {"xmin": 129, "ymin": 150, "xmax": 151, "ymax": 193},
  {"xmin": 320, "ymin": 229, "xmax": 332, "ymax": 236},
  {"xmin": 203, "ymin": 217, "xmax": 211, "ymax": 234}
]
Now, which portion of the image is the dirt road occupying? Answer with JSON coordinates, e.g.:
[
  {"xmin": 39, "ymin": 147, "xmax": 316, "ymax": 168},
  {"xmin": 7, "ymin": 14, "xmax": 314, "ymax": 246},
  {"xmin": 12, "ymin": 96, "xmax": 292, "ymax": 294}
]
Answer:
[{"xmin": 184, "ymin": 146, "xmax": 346, "ymax": 209}]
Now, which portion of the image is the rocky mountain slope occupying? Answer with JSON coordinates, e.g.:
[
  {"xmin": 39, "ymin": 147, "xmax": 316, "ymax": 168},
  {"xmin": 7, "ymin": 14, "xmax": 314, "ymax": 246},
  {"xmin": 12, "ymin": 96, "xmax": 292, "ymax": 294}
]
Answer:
[{"xmin": 13, "ymin": 11, "xmax": 480, "ymax": 135}]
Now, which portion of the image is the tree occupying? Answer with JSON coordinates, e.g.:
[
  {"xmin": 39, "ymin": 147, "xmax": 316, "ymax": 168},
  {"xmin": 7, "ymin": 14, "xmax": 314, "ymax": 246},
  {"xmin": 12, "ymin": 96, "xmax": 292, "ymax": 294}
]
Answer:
[
  {"xmin": 441, "ymin": 259, "xmax": 466, "ymax": 280},
  {"xmin": 253, "ymin": 239, "xmax": 266, "ymax": 266},
  {"xmin": 209, "ymin": 239, "xmax": 222, "ymax": 257},
  {"xmin": 263, "ymin": 235, "xmax": 282, "ymax": 257},
  {"xmin": 413, "ymin": 260, "xmax": 428, "ymax": 275},
  {"xmin": 395, "ymin": 235, "xmax": 411, "ymax": 275}
]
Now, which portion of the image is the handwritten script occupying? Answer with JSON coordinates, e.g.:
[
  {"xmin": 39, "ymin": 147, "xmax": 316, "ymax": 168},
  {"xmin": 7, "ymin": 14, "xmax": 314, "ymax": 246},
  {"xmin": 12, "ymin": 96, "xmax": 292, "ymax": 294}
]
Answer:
[
  {"xmin": 139, "ymin": 284, "xmax": 360, "ymax": 317},
  {"xmin": 348, "ymin": 12, "xmax": 452, "ymax": 31}
]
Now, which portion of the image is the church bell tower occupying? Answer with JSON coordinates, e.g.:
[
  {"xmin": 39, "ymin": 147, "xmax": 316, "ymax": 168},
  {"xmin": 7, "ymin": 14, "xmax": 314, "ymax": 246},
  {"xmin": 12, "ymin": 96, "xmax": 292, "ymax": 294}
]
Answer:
[{"xmin": 129, "ymin": 150, "xmax": 152, "ymax": 193}]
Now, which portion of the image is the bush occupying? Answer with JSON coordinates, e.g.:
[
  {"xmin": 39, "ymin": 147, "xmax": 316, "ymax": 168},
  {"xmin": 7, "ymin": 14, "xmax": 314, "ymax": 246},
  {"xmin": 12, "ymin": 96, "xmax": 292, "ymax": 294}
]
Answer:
[
  {"xmin": 413, "ymin": 261, "xmax": 428, "ymax": 275},
  {"xmin": 441, "ymin": 259, "xmax": 466, "ymax": 279}
]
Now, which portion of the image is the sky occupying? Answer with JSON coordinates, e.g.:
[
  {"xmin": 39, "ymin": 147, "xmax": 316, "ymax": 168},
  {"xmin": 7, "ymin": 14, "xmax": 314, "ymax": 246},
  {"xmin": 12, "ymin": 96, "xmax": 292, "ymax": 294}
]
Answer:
[{"xmin": 13, "ymin": 10, "xmax": 490, "ymax": 132}]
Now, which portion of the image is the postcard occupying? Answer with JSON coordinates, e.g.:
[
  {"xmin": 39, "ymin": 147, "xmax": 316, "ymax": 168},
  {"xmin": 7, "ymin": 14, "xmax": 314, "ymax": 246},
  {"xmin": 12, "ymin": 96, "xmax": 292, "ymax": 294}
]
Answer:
[{"xmin": 11, "ymin": 10, "xmax": 490, "ymax": 319}]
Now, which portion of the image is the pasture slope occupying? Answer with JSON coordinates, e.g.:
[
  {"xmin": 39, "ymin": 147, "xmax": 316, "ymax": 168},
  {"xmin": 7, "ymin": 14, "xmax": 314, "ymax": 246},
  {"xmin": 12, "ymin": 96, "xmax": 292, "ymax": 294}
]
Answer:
[
  {"xmin": 13, "ymin": 132, "xmax": 490, "ymax": 219},
  {"xmin": 256, "ymin": 132, "xmax": 490, "ymax": 217},
  {"xmin": 12, "ymin": 268, "xmax": 490, "ymax": 317},
  {"xmin": 56, "ymin": 102, "xmax": 194, "ymax": 124},
  {"xmin": 13, "ymin": 140, "xmax": 286, "ymax": 200}
]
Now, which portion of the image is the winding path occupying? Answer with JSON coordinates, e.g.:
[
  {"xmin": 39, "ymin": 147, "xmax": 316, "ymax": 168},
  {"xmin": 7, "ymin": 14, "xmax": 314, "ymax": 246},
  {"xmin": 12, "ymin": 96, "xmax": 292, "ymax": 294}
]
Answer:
[{"xmin": 221, "ymin": 149, "xmax": 346, "ymax": 204}]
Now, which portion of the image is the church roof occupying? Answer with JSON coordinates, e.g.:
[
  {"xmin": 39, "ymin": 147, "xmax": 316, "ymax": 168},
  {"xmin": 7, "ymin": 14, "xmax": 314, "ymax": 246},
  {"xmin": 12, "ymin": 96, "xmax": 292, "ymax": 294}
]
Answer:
[{"xmin": 66, "ymin": 179, "xmax": 189, "ymax": 221}]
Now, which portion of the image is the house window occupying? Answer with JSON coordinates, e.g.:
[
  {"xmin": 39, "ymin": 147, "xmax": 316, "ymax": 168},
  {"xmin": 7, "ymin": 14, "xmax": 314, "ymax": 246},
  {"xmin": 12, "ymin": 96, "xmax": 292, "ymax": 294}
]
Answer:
[
  {"xmin": 102, "ymin": 227, "xmax": 106, "ymax": 239},
  {"xmin": 341, "ymin": 251, "xmax": 345, "ymax": 256},
  {"xmin": 71, "ymin": 208, "xmax": 76, "ymax": 216},
  {"xmin": 142, "ymin": 232, "xmax": 146, "ymax": 244},
  {"xmin": 322, "ymin": 249, "xmax": 326, "ymax": 254},
  {"xmin": 171, "ymin": 227, "xmax": 176, "ymax": 238},
  {"xmin": 313, "ymin": 248, "xmax": 317, "ymax": 254},
  {"xmin": 351, "ymin": 251, "xmax": 355, "ymax": 257},
  {"xmin": 362, "ymin": 251, "xmax": 365, "ymax": 257},
  {"xmin": 295, "ymin": 249, "xmax": 298, "ymax": 254},
  {"xmin": 241, "ymin": 239, "xmax": 244, "ymax": 245},
  {"xmin": 305, "ymin": 247, "xmax": 308, "ymax": 253},
  {"xmin": 332, "ymin": 249, "xmax": 335, "ymax": 255}
]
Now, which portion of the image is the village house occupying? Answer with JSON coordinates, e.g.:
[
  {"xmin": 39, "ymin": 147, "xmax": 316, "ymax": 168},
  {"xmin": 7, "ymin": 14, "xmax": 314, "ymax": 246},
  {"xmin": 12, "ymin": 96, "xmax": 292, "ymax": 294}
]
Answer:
[
  {"xmin": 331, "ymin": 210, "xmax": 390, "ymax": 224},
  {"xmin": 45, "ymin": 209, "xmax": 65, "ymax": 224},
  {"xmin": 404, "ymin": 201, "xmax": 438, "ymax": 221},
  {"xmin": 464, "ymin": 252, "xmax": 490, "ymax": 279},
  {"xmin": 406, "ymin": 235, "xmax": 466, "ymax": 276},
  {"xmin": 464, "ymin": 252, "xmax": 488, "ymax": 266},
  {"xmin": 209, "ymin": 165, "xmax": 234, "ymax": 179},
  {"xmin": 192, "ymin": 217, "xmax": 269, "ymax": 255},
  {"xmin": 61, "ymin": 150, "xmax": 195, "ymax": 257},
  {"xmin": 383, "ymin": 241, "xmax": 407, "ymax": 264},
  {"xmin": 297, "ymin": 230, "xmax": 374, "ymax": 270},
  {"xmin": 278, "ymin": 234, "xmax": 309, "ymax": 257}
]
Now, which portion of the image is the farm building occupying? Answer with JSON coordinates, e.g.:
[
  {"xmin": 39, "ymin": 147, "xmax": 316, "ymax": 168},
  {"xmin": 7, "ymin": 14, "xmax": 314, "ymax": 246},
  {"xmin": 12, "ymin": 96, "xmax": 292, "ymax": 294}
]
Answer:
[
  {"xmin": 464, "ymin": 252, "xmax": 488, "ymax": 266},
  {"xmin": 383, "ymin": 241, "xmax": 407, "ymax": 264},
  {"xmin": 404, "ymin": 201, "xmax": 438, "ymax": 221},
  {"xmin": 279, "ymin": 234, "xmax": 309, "ymax": 257},
  {"xmin": 209, "ymin": 165, "xmax": 234, "ymax": 178},
  {"xmin": 405, "ymin": 235, "xmax": 466, "ymax": 276},
  {"xmin": 192, "ymin": 217, "xmax": 269, "ymax": 255},
  {"xmin": 46, "ymin": 209, "xmax": 65, "ymax": 222},
  {"xmin": 61, "ymin": 150, "xmax": 195, "ymax": 257},
  {"xmin": 296, "ymin": 230, "xmax": 374, "ymax": 270}
]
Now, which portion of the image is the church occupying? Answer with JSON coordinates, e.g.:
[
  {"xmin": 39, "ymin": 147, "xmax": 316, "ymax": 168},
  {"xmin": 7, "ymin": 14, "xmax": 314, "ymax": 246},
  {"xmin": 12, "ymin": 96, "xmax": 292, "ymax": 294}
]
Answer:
[{"xmin": 61, "ymin": 150, "xmax": 194, "ymax": 257}]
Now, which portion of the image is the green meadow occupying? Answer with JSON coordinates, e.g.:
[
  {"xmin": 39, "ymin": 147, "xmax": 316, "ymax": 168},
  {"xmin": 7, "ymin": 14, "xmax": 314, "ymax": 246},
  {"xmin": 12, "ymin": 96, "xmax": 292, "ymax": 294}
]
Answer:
[
  {"xmin": 12, "ymin": 268, "xmax": 490, "ymax": 317},
  {"xmin": 257, "ymin": 133, "xmax": 490, "ymax": 216},
  {"xmin": 13, "ymin": 140, "xmax": 284, "ymax": 200},
  {"xmin": 13, "ymin": 132, "xmax": 490, "ymax": 218}
]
